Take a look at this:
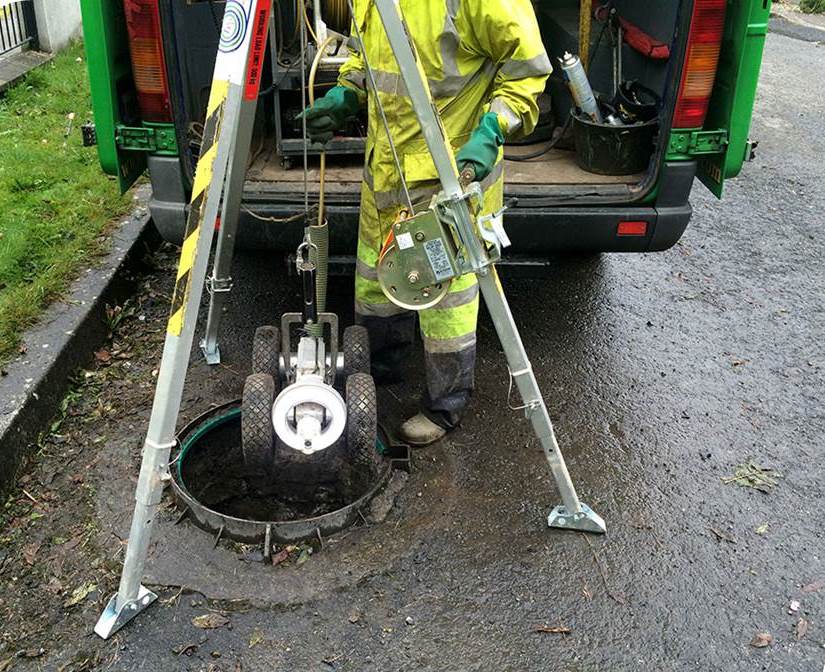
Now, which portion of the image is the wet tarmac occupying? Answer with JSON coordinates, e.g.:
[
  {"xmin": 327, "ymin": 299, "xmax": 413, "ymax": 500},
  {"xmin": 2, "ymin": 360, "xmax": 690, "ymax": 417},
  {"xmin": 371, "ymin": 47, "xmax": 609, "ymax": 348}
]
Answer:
[{"xmin": 46, "ymin": 31, "xmax": 825, "ymax": 670}]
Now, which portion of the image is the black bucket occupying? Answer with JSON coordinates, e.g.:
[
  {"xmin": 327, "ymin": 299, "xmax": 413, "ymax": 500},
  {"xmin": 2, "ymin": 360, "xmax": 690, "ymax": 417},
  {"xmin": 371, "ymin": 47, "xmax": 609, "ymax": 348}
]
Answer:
[{"xmin": 571, "ymin": 110, "xmax": 659, "ymax": 176}]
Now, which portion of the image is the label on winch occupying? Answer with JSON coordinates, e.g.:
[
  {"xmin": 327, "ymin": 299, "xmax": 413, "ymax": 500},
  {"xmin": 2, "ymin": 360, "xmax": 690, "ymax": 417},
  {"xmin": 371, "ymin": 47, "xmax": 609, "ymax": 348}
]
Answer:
[
  {"xmin": 424, "ymin": 238, "xmax": 453, "ymax": 282},
  {"xmin": 396, "ymin": 232, "xmax": 414, "ymax": 250}
]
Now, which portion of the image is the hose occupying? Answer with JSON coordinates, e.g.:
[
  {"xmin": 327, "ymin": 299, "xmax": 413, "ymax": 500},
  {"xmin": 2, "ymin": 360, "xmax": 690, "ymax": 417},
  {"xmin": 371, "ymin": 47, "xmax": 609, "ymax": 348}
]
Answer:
[
  {"xmin": 504, "ymin": 117, "xmax": 571, "ymax": 162},
  {"xmin": 306, "ymin": 34, "xmax": 338, "ymax": 335}
]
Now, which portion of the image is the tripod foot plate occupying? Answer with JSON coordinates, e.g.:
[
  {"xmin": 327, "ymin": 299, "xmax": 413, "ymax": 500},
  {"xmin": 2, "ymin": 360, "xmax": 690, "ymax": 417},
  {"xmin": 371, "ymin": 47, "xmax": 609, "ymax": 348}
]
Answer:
[
  {"xmin": 200, "ymin": 338, "xmax": 221, "ymax": 366},
  {"xmin": 94, "ymin": 585, "xmax": 158, "ymax": 639},
  {"xmin": 548, "ymin": 503, "xmax": 606, "ymax": 534}
]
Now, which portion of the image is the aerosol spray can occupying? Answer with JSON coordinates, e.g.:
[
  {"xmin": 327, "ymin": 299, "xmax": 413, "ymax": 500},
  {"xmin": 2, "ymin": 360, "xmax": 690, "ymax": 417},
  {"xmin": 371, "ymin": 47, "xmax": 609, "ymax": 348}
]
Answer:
[{"xmin": 560, "ymin": 52, "xmax": 603, "ymax": 124}]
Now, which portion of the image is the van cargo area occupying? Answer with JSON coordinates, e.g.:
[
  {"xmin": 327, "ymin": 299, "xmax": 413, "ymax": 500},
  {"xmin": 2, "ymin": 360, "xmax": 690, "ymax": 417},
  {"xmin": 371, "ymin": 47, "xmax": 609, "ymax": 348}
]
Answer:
[{"xmin": 164, "ymin": 0, "xmax": 686, "ymax": 207}]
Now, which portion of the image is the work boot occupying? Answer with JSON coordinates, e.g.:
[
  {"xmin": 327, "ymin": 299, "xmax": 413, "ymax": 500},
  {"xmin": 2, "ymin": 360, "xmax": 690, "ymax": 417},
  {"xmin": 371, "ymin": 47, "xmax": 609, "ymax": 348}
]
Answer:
[{"xmin": 397, "ymin": 413, "xmax": 448, "ymax": 447}]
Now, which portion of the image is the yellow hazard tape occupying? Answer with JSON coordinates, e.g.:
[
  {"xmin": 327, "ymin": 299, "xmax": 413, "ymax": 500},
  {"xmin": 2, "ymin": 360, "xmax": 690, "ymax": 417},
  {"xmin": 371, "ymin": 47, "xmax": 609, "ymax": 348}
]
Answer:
[
  {"xmin": 166, "ymin": 77, "xmax": 230, "ymax": 337},
  {"xmin": 191, "ymin": 142, "xmax": 218, "ymax": 201}
]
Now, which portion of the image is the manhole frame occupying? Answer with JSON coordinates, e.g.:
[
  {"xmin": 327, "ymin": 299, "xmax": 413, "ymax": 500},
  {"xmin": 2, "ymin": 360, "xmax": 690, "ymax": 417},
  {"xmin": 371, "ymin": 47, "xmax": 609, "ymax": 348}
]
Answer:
[{"xmin": 170, "ymin": 400, "xmax": 393, "ymax": 545}]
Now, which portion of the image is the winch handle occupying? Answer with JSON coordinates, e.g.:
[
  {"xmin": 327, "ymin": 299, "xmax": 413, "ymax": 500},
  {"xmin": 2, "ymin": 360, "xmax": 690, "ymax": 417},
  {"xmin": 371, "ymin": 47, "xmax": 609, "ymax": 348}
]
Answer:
[{"xmin": 459, "ymin": 165, "xmax": 476, "ymax": 190}]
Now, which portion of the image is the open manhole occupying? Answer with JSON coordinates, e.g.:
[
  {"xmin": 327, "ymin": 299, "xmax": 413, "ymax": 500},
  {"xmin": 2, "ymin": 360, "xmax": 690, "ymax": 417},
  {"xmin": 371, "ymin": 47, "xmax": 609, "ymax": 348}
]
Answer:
[{"xmin": 171, "ymin": 401, "xmax": 400, "ymax": 546}]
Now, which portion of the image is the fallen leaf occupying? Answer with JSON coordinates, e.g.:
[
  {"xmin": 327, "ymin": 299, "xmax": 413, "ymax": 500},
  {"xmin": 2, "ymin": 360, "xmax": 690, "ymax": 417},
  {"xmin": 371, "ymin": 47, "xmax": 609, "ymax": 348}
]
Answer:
[
  {"xmin": 534, "ymin": 625, "xmax": 572, "ymax": 634},
  {"xmin": 348, "ymin": 609, "xmax": 361, "ymax": 624},
  {"xmin": 64, "ymin": 581, "xmax": 97, "ymax": 607},
  {"xmin": 22, "ymin": 541, "xmax": 41, "ymax": 565},
  {"xmin": 271, "ymin": 548, "xmax": 289, "ymax": 566},
  {"xmin": 795, "ymin": 618, "xmax": 809, "ymax": 641},
  {"xmin": 721, "ymin": 461, "xmax": 781, "ymax": 493},
  {"xmin": 249, "ymin": 630, "xmax": 264, "ymax": 648},
  {"xmin": 192, "ymin": 613, "xmax": 230, "ymax": 629},
  {"xmin": 0, "ymin": 657, "xmax": 14, "ymax": 672},
  {"xmin": 19, "ymin": 648, "xmax": 44, "ymax": 659},
  {"xmin": 755, "ymin": 523, "xmax": 769, "ymax": 535},
  {"xmin": 172, "ymin": 642, "xmax": 200, "ymax": 656},
  {"xmin": 296, "ymin": 548, "xmax": 311, "ymax": 566},
  {"xmin": 750, "ymin": 632, "xmax": 773, "ymax": 648},
  {"xmin": 46, "ymin": 577, "xmax": 65, "ymax": 595},
  {"xmin": 802, "ymin": 579, "xmax": 825, "ymax": 593}
]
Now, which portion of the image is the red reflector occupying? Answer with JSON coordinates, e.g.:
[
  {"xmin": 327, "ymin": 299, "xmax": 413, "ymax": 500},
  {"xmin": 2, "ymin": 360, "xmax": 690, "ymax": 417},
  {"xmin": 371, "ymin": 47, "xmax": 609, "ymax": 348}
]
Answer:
[
  {"xmin": 123, "ymin": 0, "xmax": 173, "ymax": 122},
  {"xmin": 617, "ymin": 221, "xmax": 648, "ymax": 237},
  {"xmin": 673, "ymin": 0, "xmax": 726, "ymax": 128}
]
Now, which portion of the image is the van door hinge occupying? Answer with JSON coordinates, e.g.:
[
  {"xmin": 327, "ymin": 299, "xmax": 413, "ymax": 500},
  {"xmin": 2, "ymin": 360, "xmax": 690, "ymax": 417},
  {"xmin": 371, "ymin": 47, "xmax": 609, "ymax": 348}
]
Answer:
[
  {"xmin": 668, "ymin": 129, "xmax": 728, "ymax": 158},
  {"xmin": 115, "ymin": 124, "xmax": 179, "ymax": 156}
]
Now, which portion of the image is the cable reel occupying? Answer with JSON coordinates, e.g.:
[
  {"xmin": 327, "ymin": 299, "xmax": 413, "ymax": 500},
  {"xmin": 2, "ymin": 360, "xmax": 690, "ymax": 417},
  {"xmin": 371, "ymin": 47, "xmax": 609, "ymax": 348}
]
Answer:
[{"xmin": 272, "ymin": 375, "xmax": 347, "ymax": 455}]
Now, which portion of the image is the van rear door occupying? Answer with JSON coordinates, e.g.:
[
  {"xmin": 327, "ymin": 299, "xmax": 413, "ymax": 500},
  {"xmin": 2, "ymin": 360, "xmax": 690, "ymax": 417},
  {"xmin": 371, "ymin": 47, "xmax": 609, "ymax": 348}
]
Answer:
[
  {"xmin": 80, "ymin": 0, "xmax": 146, "ymax": 192},
  {"xmin": 697, "ymin": 0, "xmax": 772, "ymax": 197}
]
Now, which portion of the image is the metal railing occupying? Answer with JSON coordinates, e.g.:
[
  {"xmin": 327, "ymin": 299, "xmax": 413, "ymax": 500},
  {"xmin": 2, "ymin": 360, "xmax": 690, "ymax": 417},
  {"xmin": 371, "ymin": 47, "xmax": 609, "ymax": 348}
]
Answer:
[{"xmin": 0, "ymin": 0, "xmax": 38, "ymax": 57}]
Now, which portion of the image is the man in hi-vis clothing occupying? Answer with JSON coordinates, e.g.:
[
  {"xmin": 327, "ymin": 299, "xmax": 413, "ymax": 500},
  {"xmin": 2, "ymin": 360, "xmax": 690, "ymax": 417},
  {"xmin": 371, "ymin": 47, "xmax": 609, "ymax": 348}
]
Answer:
[{"xmin": 303, "ymin": 0, "xmax": 551, "ymax": 445}]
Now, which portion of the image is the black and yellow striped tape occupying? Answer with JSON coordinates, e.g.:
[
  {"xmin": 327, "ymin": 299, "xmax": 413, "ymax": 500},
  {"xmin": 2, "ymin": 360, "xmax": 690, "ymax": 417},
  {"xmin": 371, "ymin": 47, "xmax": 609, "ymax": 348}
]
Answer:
[{"xmin": 167, "ymin": 80, "xmax": 230, "ymax": 336}]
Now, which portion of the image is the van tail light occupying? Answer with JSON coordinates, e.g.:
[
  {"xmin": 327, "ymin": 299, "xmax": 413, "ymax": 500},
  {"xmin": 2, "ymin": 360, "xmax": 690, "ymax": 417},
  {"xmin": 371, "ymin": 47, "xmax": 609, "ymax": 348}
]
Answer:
[
  {"xmin": 123, "ymin": 0, "xmax": 172, "ymax": 122},
  {"xmin": 673, "ymin": 0, "xmax": 727, "ymax": 128},
  {"xmin": 617, "ymin": 220, "xmax": 648, "ymax": 237}
]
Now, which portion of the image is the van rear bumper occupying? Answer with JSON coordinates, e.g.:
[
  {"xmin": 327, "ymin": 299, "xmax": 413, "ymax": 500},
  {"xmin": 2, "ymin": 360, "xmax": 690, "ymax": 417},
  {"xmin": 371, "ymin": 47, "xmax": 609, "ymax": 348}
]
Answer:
[{"xmin": 149, "ymin": 158, "xmax": 696, "ymax": 257}]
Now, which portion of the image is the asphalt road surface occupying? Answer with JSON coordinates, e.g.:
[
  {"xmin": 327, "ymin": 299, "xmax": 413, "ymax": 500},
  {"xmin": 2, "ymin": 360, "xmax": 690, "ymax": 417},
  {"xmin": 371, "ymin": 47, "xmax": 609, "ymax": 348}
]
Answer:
[{"xmin": 4, "ymin": 29, "xmax": 825, "ymax": 672}]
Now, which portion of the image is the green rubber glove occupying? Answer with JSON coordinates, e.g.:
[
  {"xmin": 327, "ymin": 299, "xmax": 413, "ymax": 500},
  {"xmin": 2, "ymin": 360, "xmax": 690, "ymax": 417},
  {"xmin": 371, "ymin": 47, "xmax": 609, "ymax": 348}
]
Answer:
[
  {"xmin": 455, "ymin": 112, "xmax": 505, "ymax": 182},
  {"xmin": 299, "ymin": 85, "xmax": 361, "ymax": 145}
]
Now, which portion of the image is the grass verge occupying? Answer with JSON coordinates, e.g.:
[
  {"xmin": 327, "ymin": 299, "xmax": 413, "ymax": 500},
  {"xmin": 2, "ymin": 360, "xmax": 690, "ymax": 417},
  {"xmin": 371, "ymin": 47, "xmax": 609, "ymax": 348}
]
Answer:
[
  {"xmin": 0, "ymin": 41, "xmax": 131, "ymax": 364},
  {"xmin": 800, "ymin": 0, "xmax": 825, "ymax": 13}
]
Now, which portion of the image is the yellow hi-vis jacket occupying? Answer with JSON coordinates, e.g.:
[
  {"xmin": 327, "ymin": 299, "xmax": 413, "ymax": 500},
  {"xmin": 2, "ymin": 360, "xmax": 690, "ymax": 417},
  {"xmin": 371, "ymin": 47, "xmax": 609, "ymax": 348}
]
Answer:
[
  {"xmin": 340, "ymin": 0, "xmax": 552, "ymax": 217},
  {"xmin": 342, "ymin": 0, "xmax": 551, "ymax": 346}
]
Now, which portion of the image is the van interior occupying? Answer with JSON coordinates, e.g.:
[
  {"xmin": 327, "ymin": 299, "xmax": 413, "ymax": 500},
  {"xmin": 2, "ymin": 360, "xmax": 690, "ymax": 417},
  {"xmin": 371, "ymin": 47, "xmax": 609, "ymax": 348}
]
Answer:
[{"xmin": 165, "ymin": 0, "xmax": 686, "ymax": 204}]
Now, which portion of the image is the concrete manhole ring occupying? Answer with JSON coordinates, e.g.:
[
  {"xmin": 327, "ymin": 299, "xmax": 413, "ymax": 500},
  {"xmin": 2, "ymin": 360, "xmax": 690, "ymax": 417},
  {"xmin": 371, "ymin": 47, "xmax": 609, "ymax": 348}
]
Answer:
[{"xmin": 170, "ymin": 400, "xmax": 393, "ymax": 545}]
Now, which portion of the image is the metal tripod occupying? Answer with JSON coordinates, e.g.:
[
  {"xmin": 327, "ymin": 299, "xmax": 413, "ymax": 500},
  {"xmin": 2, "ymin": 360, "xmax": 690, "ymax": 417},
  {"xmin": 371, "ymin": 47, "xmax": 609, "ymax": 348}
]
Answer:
[{"xmin": 96, "ymin": 0, "xmax": 604, "ymax": 641}]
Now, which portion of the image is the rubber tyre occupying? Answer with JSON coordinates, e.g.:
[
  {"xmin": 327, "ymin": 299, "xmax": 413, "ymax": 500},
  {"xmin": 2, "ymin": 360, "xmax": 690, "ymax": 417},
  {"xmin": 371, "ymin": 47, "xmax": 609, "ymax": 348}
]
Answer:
[
  {"xmin": 345, "ymin": 373, "xmax": 381, "ymax": 476},
  {"xmin": 242, "ymin": 373, "xmax": 276, "ymax": 475},
  {"xmin": 252, "ymin": 326, "xmax": 281, "ymax": 380},
  {"xmin": 343, "ymin": 325, "xmax": 371, "ymax": 378}
]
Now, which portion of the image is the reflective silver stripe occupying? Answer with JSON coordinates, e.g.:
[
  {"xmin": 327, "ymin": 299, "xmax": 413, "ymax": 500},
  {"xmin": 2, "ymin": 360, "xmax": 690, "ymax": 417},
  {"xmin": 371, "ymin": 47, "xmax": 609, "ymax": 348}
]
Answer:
[
  {"xmin": 367, "ymin": 60, "xmax": 496, "ymax": 100},
  {"xmin": 491, "ymin": 98, "xmax": 522, "ymax": 136},
  {"xmin": 422, "ymin": 332, "xmax": 477, "ymax": 354},
  {"xmin": 431, "ymin": 282, "xmax": 479, "ymax": 310},
  {"xmin": 374, "ymin": 182, "xmax": 439, "ymax": 211},
  {"xmin": 440, "ymin": 0, "xmax": 462, "ymax": 83},
  {"xmin": 355, "ymin": 257, "xmax": 378, "ymax": 281},
  {"xmin": 372, "ymin": 69, "xmax": 406, "ymax": 96},
  {"xmin": 371, "ymin": 160, "xmax": 502, "ymax": 211},
  {"xmin": 480, "ymin": 160, "xmax": 504, "ymax": 191},
  {"xmin": 499, "ymin": 53, "xmax": 553, "ymax": 80},
  {"xmin": 363, "ymin": 164, "xmax": 374, "ymax": 189},
  {"xmin": 355, "ymin": 300, "xmax": 406, "ymax": 318},
  {"xmin": 341, "ymin": 69, "xmax": 366, "ymax": 90}
]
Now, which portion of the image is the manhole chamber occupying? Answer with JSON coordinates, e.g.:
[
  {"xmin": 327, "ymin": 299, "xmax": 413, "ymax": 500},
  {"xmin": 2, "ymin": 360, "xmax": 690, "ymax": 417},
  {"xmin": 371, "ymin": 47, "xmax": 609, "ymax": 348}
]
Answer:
[{"xmin": 170, "ymin": 401, "xmax": 394, "ymax": 545}]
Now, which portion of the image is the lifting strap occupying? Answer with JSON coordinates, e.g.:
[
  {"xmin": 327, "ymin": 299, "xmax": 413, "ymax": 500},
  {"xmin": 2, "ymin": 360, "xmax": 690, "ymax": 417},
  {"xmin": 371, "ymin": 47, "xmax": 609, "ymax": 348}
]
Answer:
[{"xmin": 592, "ymin": 1, "xmax": 671, "ymax": 60}]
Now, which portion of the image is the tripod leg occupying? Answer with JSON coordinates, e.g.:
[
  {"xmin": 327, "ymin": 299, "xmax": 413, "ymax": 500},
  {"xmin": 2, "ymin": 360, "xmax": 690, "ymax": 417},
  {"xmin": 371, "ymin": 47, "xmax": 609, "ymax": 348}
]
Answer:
[
  {"xmin": 477, "ymin": 269, "xmax": 606, "ymax": 534},
  {"xmin": 201, "ymin": 97, "xmax": 258, "ymax": 365},
  {"xmin": 95, "ymin": 0, "xmax": 274, "ymax": 639}
]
